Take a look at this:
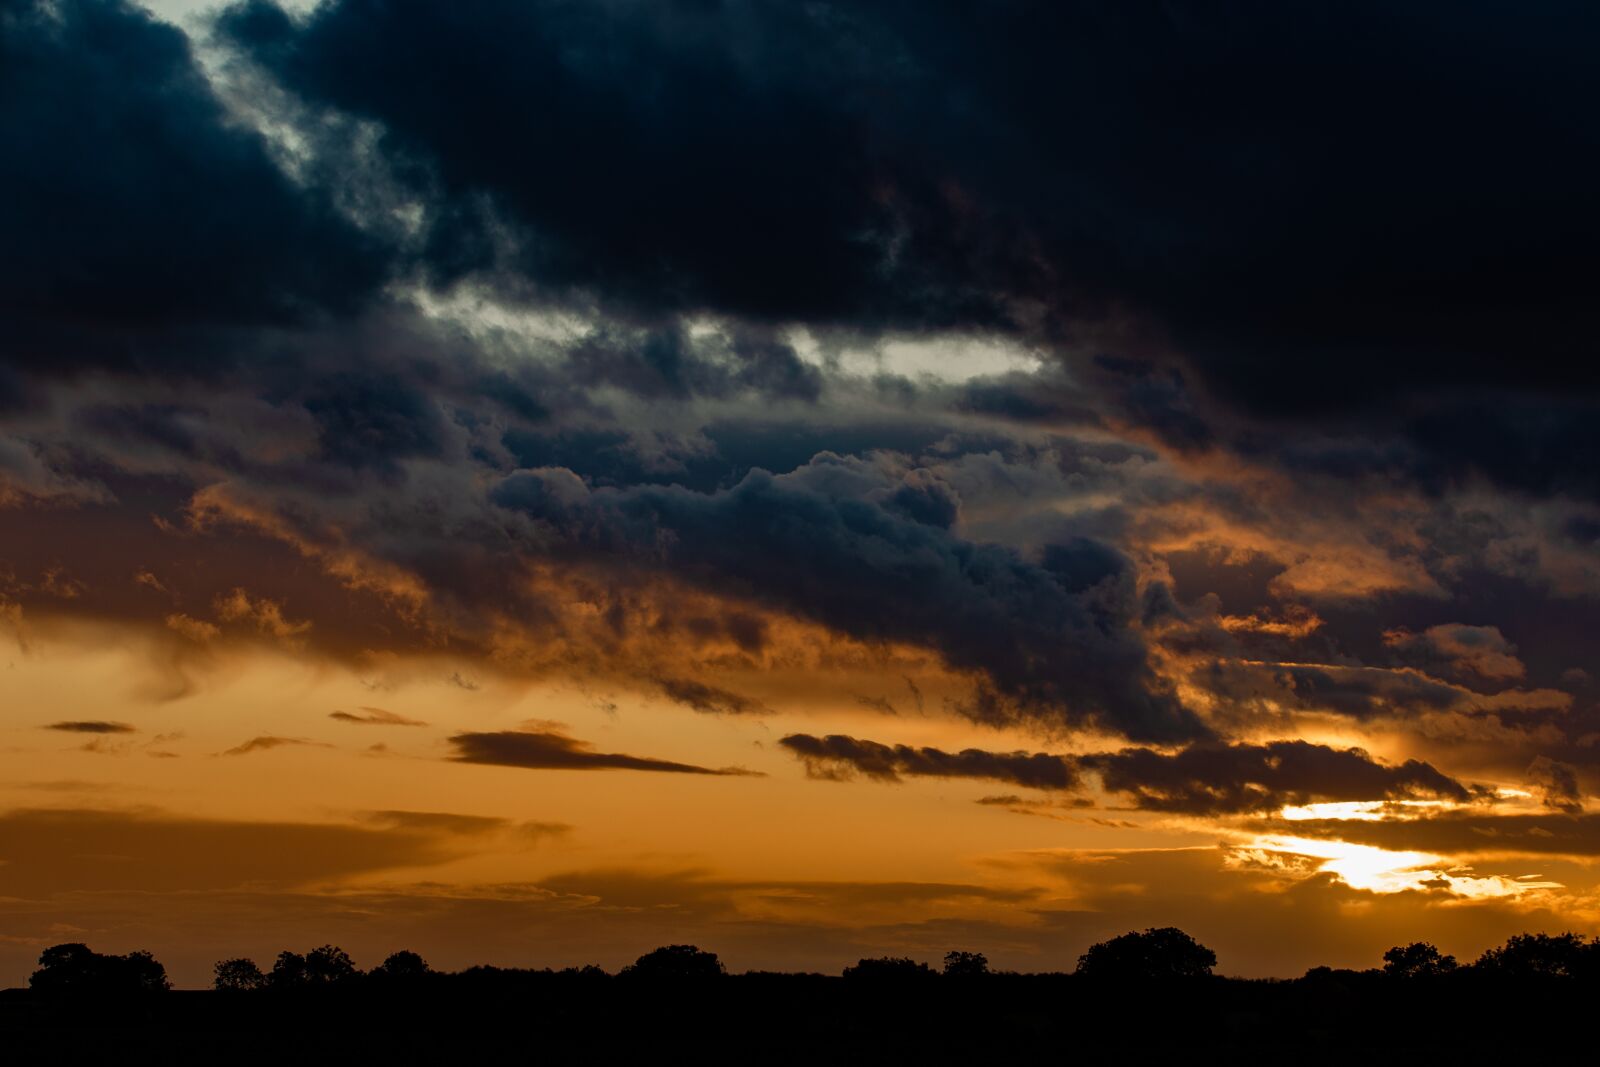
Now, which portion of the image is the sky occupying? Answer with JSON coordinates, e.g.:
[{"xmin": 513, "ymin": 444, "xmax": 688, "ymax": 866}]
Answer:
[{"xmin": 3, "ymin": 0, "xmax": 1600, "ymax": 987}]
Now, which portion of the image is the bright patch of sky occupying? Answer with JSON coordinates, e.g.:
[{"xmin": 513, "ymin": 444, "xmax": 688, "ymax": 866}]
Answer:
[{"xmin": 785, "ymin": 327, "xmax": 1045, "ymax": 384}]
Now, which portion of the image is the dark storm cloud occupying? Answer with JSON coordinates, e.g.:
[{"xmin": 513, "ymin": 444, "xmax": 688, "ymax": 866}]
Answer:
[
  {"xmin": 492, "ymin": 456, "xmax": 1206, "ymax": 741},
  {"xmin": 0, "ymin": 0, "xmax": 387, "ymax": 374},
  {"xmin": 566, "ymin": 322, "xmax": 822, "ymax": 403},
  {"xmin": 954, "ymin": 373, "xmax": 1102, "ymax": 426},
  {"xmin": 780, "ymin": 734, "xmax": 1470, "ymax": 815},
  {"xmin": 203, "ymin": 0, "xmax": 1600, "ymax": 492},
  {"xmin": 498, "ymin": 412, "xmax": 948, "ymax": 496},
  {"xmin": 209, "ymin": 0, "xmax": 1589, "ymax": 361},
  {"xmin": 3, "ymin": 0, "xmax": 1593, "ymax": 492},
  {"xmin": 2, "ymin": 399, "xmax": 1203, "ymax": 744},
  {"xmin": 216, "ymin": 0, "xmax": 1023, "ymax": 332},
  {"xmin": 4, "ymin": 0, "xmax": 1597, "ymax": 766},
  {"xmin": 302, "ymin": 371, "xmax": 448, "ymax": 474},
  {"xmin": 447, "ymin": 729, "xmax": 759, "ymax": 776}
]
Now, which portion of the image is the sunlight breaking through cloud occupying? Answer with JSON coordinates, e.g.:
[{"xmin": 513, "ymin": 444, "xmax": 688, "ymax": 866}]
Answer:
[{"xmin": 1235, "ymin": 834, "xmax": 1563, "ymax": 898}]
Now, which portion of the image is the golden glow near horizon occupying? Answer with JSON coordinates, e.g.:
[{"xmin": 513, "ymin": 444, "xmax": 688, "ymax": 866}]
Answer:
[{"xmin": 1, "ymin": 621, "xmax": 1595, "ymax": 987}]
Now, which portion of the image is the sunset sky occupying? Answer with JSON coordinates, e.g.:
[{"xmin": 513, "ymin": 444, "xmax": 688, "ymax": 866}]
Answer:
[{"xmin": 5, "ymin": 0, "xmax": 1600, "ymax": 987}]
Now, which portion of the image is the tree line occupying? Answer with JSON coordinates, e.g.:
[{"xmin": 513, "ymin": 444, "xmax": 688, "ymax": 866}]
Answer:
[{"xmin": 23, "ymin": 927, "xmax": 1600, "ymax": 993}]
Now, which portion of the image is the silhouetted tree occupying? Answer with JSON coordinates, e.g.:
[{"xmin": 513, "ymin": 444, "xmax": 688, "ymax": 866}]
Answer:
[
  {"xmin": 842, "ymin": 957, "xmax": 937, "ymax": 981},
  {"xmin": 1474, "ymin": 933, "xmax": 1598, "ymax": 978},
  {"xmin": 942, "ymin": 951, "xmax": 990, "ymax": 978},
  {"xmin": 621, "ymin": 945, "xmax": 726, "ymax": 979},
  {"xmin": 1075, "ymin": 927, "xmax": 1216, "ymax": 980},
  {"xmin": 122, "ymin": 951, "xmax": 168, "ymax": 990},
  {"xmin": 213, "ymin": 957, "xmax": 268, "ymax": 991},
  {"xmin": 30, "ymin": 943, "xmax": 169, "ymax": 993},
  {"xmin": 370, "ymin": 950, "xmax": 432, "ymax": 982},
  {"xmin": 1382, "ymin": 942, "xmax": 1457, "ymax": 978},
  {"xmin": 269, "ymin": 951, "xmax": 309, "ymax": 989},
  {"xmin": 306, "ymin": 944, "xmax": 358, "ymax": 984},
  {"xmin": 267, "ymin": 945, "xmax": 360, "ymax": 989}
]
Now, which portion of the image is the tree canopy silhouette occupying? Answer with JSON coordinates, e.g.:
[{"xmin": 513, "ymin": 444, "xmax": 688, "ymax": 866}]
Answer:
[
  {"xmin": 620, "ymin": 945, "xmax": 726, "ymax": 980},
  {"xmin": 1473, "ymin": 933, "xmax": 1599, "ymax": 979},
  {"xmin": 370, "ymin": 950, "xmax": 432, "ymax": 982},
  {"xmin": 942, "ymin": 951, "xmax": 990, "ymax": 978},
  {"xmin": 842, "ymin": 957, "xmax": 938, "ymax": 981},
  {"xmin": 269, "ymin": 945, "xmax": 360, "ymax": 989},
  {"xmin": 30, "ymin": 943, "xmax": 169, "ymax": 993},
  {"xmin": 1382, "ymin": 942, "xmax": 1458, "ymax": 978},
  {"xmin": 1075, "ymin": 927, "xmax": 1217, "ymax": 980},
  {"xmin": 213, "ymin": 958, "xmax": 268, "ymax": 992}
]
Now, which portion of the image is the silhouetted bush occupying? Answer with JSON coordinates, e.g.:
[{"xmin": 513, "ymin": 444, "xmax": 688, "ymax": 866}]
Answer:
[
  {"xmin": 30, "ymin": 943, "xmax": 169, "ymax": 993},
  {"xmin": 1075, "ymin": 927, "xmax": 1216, "ymax": 980}
]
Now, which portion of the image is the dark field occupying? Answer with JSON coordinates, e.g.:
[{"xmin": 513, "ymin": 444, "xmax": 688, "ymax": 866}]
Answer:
[{"xmin": 1, "ymin": 970, "xmax": 1587, "ymax": 1066}]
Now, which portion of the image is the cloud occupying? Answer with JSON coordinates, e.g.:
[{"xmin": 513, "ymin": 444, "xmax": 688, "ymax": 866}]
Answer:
[
  {"xmin": 360, "ymin": 810, "xmax": 509, "ymax": 835},
  {"xmin": 1, "ymin": 0, "xmax": 387, "ymax": 377},
  {"xmin": 492, "ymin": 456, "xmax": 1206, "ymax": 741},
  {"xmin": 1080, "ymin": 741, "xmax": 1471, "ymax": 815},
  {"xmin": 44, "ymin": 721, "xmax": 136, "ymax": 734},
  {"xmin": 781, "ymin": 734, "xmax": 1078, "ymax": 790},
  {"xmin": 1273, "ymin": 812, "xmax": 1600, "ymax": 858},
  {"xmin": 1384, "ymin": 624, "xmax": 1527, "ymax": 683},
  {"xmin": 360, "ymin": 810, "xmax": 572, "ymax": 841},
  {"xmin": 196, "ymin": 0, "xmax": 1600, "ymax": 496},
  {"xmin": 215, "ymin": 587, "xmax": 311, "ymax": 644},
  {"xmin": 1526, "ymin": 757, "xmax": 1584, "ymax": 815},
  {"xmin": 780, "ymin": 734, "xmax": 1470, "ymax": 815},
  {"xmin": 165, "ymin": 613, "xmax": 221, "ymax": 643},
  {"xmin": 0, "ymin": 807, "xmax": 475, "ymax": 895},
  {"xmin": 329, "ymin": 706, "xmax": 428, "ymax": 727},
  {"xmin": 447, "ymin": 730, "xmax": 761, "ymax": 777},
  {"xmin": 1190, "ymin": 660, "xmax": 1570, "ymax": 723},
  {"xmin": 221, "ymin": 736, "xmax": 328, "ymax": 756},
  {"xmin": 654, "ymin": 677, "xmax": 768, "ymax": 716}
]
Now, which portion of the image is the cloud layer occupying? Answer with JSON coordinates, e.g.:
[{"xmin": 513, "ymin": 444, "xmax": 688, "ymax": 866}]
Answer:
[
  {"xmin": 448, "ymin": 729, "xmax": 758, "ymax": 777},
  {"xmin": 781, "ymin": 734, "xmax": 1471, "ymax": 815}
]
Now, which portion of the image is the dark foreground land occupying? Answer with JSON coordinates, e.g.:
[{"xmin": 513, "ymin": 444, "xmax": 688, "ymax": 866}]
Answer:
[{"xmin": 0, "ymin": 971, "xmax": 1591, "ymax": 1066}]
